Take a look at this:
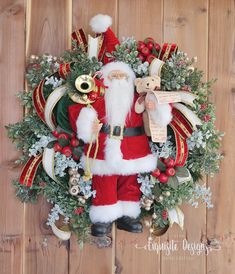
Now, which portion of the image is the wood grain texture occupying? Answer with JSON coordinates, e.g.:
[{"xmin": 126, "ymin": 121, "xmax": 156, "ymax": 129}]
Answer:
[
  {"xmin": 161, "ymin": 1, "xmax": 208, "ymax": 273},
  {"xmin": 0, "ymin": 0, "xmax": 25, "ymax": 273},
  {"xmin": 207, "ymin": 0, "xmax": 235, "ymax": 273},
  {"xmin": 73, "ymin": 0, "xmax": 118, "ymax": 35},
  {"xmin": 163, "ymin": 0, "xmax": 208, "ymax": 72},
  {"xmin": 24, "ymin": 1, "xmax": 71, "ymax": 273},
  {"xmin": 26, "ymin": 0, "xmax": 71, "ymax": 56},
  {"xmin": 118, "ymin": 0, "xmax": 163, "ymax": 42}
]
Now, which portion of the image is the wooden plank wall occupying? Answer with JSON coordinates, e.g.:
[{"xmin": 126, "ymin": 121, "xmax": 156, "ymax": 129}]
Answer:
[{"xmin": 0, "ymin": 0, "xmax": 234, "ymax": 273}]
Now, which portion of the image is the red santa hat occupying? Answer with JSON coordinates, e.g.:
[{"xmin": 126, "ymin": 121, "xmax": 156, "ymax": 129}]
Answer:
[{"xmin": 89, "ymin": 14, "xmax": 120, "ymax": 64}]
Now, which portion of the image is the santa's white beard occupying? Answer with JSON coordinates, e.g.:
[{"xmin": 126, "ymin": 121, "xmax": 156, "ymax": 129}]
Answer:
[{"xmin": 105, "ymin": 78, "xmax": 134, "ymax": 126}]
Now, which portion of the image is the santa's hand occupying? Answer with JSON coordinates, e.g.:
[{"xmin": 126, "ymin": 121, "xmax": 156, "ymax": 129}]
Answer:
[
  {"xmin": 92, "ymin": 120, "xmax": 102, "ymax": 135},
  {"xmin": 145, "ymin": 100, "xmax": 156, "ymax": 110}
]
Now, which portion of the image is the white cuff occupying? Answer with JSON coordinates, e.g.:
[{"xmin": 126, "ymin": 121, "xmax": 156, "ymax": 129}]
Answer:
[
  {"xmin": 89, "ymin": 201, "xmax": 141, "ymax": 223},
  {"xmin": 76, "ymin": 107, "xmax": 97, "ymax": 143},
  {"xmin": 89, "ymin": 201, "xmax": 123, "ymax": 223},
  {"xmin": 119, "ymin": 201, "xmax": 141, "ymax": 218}
]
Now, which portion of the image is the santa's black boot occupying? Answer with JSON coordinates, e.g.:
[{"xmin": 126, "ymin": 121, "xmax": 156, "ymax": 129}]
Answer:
[
  {"xmin": 116, "ymin": 216, "xmax": 143, "ymax": 233},
  {"xmin": 91, "ymin": 222, "xmax": 112, "ymax": 237}
]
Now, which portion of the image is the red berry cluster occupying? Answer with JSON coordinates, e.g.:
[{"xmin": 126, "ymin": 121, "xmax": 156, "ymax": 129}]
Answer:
[
  {"xmin": 52, "ymin": 130, "xmax": 80, "ymax": 160},
  {"xmin": 137, "ymin": 37, "xmax": 161, "ymax": 64},
  {"xmin": 162, "ymin": 210, "xmax": 168, "ymax": 220},
  {"xmin": 88, "ymin": 91, "xmax": 98, "ymax": 101},
  {"xmin": 151, "ymin": 157, "xmax": 176, "ymax": 184}
]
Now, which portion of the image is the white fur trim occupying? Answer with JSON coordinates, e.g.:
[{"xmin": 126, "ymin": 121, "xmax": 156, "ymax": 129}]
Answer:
[
  {"xmin": 81, "ymin": 153, "xmax": 156, "ymax": 176},
  {"xmin": 89, "ymin": 201, "xmax": 123, "ymax": 223},
  {"xmin": 101, "ymin": 61, "xmax": 136, "ymax": 82},
  {"xmin": 76, "ymin": 107, "xmax": 97, "ymax": 143},
  {"xmin": 89, "ymin": 201, "xmax": 141, "ymax": 223},
  {"xmin": 89, "ymin": 14, "xmax": 112, "ymax": 33},
  {"xmin": 120, "ymin": 201, "xmax": 141, "ymax": 218},
  {"xmin": 148, "ymin": 94, "xmax": 172, "ymax": 127}
]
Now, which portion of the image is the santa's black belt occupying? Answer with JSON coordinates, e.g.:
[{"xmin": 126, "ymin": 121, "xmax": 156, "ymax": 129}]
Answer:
[{"xmin": 100, "ymin": 124, "xmax": 145, "ymax": 139}]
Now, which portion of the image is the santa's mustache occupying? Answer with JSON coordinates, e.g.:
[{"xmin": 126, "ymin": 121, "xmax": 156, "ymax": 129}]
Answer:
[{"xmin": 107, "ymin": 78, "xmax": 131, "ymax": 88}]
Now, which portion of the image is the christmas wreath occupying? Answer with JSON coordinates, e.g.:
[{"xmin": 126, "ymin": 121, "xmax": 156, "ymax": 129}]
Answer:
[{"xmin": 6, "ymin": 14, "xmax": 223, "ymax": 247}]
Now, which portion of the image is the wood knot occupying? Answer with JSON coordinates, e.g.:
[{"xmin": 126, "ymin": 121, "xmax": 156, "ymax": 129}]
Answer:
[
  {"xmin": 176, "ymin": 17, "xmax": 187, "ymax": 27},
  {"xmin": 199, "ymin": 7, "xmax": 207, "ymax": 13},
  {"xmin": 115, "ymin": 257, "xmax": 123, "ymax": 274},
  {"xmin": 5, "ymin": 3, "xmax": 22, "ymax": 16}
]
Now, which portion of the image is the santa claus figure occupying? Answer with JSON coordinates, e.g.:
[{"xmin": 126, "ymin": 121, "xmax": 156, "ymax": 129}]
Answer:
[
  {"xmin": 77, "ymin": 61, "xmax": 157, "ymax": 236},
  {"xmin": 68, "ymin": 15, "xmax": 158, "ymax": 237}
]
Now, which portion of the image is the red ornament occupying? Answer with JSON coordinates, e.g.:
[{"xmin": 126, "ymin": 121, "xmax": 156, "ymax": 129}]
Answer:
[
  {"xmin": 165, "ymin": 167, "xmax": 176, "ymax": 177},
  {"xmin": 203, "ymin": 114, "xmax": 211, "ymax": 122},
  {"xmin": 146, "ymin": 41, "xmax": 154, "ymax": 50},
  {"xmin": 146, "ymin": 54, "xmax": 156, "ymax": 64},
  {"xmin": 151, "ymin": 168, "xmax": 161, "ymax": 178},
  {"xmin": 58, "ymin": 133, "xmax": 69, "ymax": 140},
  {"xmin": 70, "ymin": 132, "xmax": 76, "ymax": 138},
  {"xmin": 158, "ymin": 173, "xmax": 169, "ymax": 184},
  {"xmin": 62, "ymin": 146, "xmax": 72, "ymax": 157},
  {"xmin": 137, "ymin": 41, "xmax": 145, "ymax": 51},
  {"xmin": 72, "ymin": 154, "xmax": 80, "ymax": 161},
  {"xmin": 73, "ymin": 207, "xmax": 84, "ymax": 215},
  {"xmin": 53, "ymin": 142, "xmax": 62, "ymax": 152},
  {"xmin": 70, "ymin": 138, "xmax": 79, "ymax": 147},
  {"xmin": 52, "ymin": 130, "xmax": 60, "ymax": 138},
  {"xmin": 155, "ymin": 43, "xmax": 161, "ymax": 52},
  {"xmin": 144, "ymin": 37, "xmax": 155, "ymax": 43},
  {"xmin": 164, "ymin": 157, "xmax": 175, "ymax": 168},
  {"xmin": 39, "ymin": 181, "xmax": 47, "ymax": 188},
  {"xmin": 88, "ymin": 91, "xmax": 98, "ymax": 101},
  {"xmin": 141, "ymin": 46, "xmax": 150, "ymax": 56},
  {"xmin": 162, "ymin": 210, "xmax": 168, "ymax": 220},
  {"xmin": 137, "ymin": 53, "xmax": 146, "ymax": 62},
  {"xmin": 200, "ymin": 104, "xmax": 207, "ymax": 111}
]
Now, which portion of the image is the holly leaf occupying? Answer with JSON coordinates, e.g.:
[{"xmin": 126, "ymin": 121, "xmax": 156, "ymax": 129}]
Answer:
[
  {"xmin": 47, "ymin": 140, "xmax": 56, "ymax": 149},
  {"xmin": 58, "ymin": 138, "xmax": 69, "ymax": 147},
  {"xmin": 152, "ymin": 183, "xmax": 162, "ymax": 197},
  {"xmin": 157, "ymin": 159, "xmax": 166, "ymax": 171},
  {"xmin": 175, "ymin": 166, "xmax": 192, "ymax": 184},
  {"xmin": 72, "ymin": 147, "xmax": 83, "ymax": 157},
  {"xmin": 167, "ymin": 176, "xmax": 180, "ymax": 189}
]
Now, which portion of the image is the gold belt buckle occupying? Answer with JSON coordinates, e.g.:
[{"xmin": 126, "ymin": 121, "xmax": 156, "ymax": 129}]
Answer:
[{"xmin": 109, "ymin": 125, "xmax": 124, "ymax": 140}]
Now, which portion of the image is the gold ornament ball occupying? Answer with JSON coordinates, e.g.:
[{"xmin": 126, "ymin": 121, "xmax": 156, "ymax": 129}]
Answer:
[
  {"xmin": 152, "ymin": 213, "xmax": 157, "ymax": 219},
  {"xmin": 159, "ymin": 195, "xmax": 164, "ymax": 202},
  {"xmin": 74, "ymin": 173, "xmax": 80, "ymax": 179},
  {"xmin": 82, "ymin": 94, "xmax": 88, "ymax": 100},
  {"xmin": 149, "ymin": 228, "xmax": 154, "ymax": 233},
  {"xmin": 68, "ymin": 168, "xmax": 78, "ymax": 176},
  {"xmin": 165, "ymin": 191, "xmax": 171, "ymax": 197},
  {"xmin": 69, "ymin": 177, "xmax": 79, "ymax": 186},
  {"xmin": 69, "ymin": 185, "xmax": 80, "ymax": 196},
  {"xmin": 144, "ymin": 220, "xmax": 151, "ymax": 227}
]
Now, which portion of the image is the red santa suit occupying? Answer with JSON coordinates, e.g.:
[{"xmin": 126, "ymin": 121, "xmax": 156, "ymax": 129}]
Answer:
[{"xmin": 68, "ymin": 62, "xmax": 157, "ymax": 223}]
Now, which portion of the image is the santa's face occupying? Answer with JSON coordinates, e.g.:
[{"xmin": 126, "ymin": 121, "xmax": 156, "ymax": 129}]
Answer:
[{"xmin": 104, "ymin": 70, "xmax": 134, "ymax": 126}]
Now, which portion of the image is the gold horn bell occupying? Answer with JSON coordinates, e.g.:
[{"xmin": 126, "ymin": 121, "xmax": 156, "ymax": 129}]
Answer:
[{"xmin": 69, "ymin": 74, "xmax": 101, "ymax": 105}]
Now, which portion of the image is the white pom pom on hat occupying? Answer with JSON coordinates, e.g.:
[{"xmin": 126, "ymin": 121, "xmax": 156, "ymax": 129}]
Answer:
[{"xmin": 89, "ymin": 14, "xmax": 112, "ymax": 33}]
